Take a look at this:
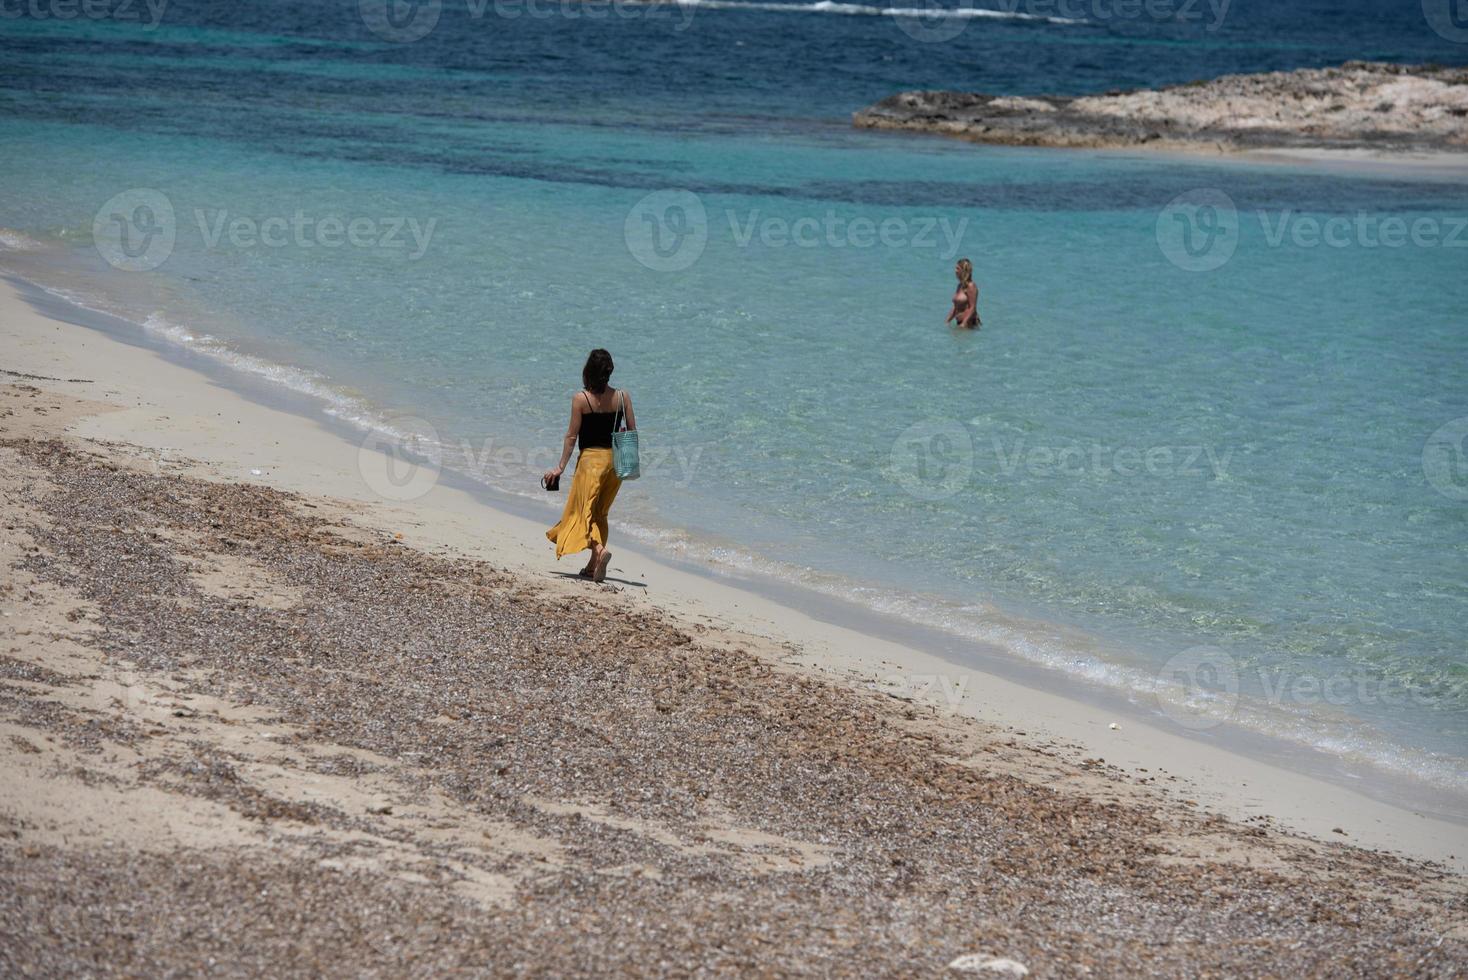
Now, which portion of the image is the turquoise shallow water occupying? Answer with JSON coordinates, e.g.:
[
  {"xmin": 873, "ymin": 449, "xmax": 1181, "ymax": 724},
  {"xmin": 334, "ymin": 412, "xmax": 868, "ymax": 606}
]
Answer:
[{"xmin": 2, "ymin": 2, "xmax": 1467, "ymax": 795}]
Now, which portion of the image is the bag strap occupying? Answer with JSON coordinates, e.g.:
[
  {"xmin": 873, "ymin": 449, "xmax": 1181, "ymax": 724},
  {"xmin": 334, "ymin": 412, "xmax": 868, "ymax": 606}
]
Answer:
[{"xmin": 613, "ymin": 390, "xmax": 626, "ymax": 433}]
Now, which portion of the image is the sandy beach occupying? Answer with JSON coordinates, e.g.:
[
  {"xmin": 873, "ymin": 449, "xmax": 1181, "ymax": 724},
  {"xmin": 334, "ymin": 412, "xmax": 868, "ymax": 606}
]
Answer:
[{"xmin": 3, "ymin": 271, "xmax": 1466, "ymax": 974}]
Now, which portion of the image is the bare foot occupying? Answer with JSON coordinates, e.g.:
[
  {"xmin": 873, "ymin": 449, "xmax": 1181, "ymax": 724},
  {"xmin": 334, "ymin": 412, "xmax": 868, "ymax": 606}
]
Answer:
[{"xmin": 593, "ymin": 548, "xmax": 613, "ymax": 583}]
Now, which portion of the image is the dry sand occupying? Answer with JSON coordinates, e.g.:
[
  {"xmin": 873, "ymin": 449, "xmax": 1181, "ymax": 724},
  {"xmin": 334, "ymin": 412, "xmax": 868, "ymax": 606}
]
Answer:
[{"xmin": 2, "ymin": 274, "xmax": 1466, "ymax": 975}]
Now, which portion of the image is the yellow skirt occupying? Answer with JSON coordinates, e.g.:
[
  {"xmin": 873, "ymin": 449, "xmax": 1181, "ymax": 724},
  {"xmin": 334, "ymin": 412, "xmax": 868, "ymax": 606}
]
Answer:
[{"xmin": 546, "ymin": 448, "xmax": 622, "ymax": 558}]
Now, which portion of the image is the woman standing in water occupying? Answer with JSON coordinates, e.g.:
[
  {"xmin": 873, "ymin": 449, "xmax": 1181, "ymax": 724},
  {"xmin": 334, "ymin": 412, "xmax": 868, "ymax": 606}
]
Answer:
[
  {"xmin": 946, "ymin": 257, "xmax": 980, "ymax": 329},
  {"xmin": 543, "ymin": 349, "xmax": 635, "ymax": 583}
]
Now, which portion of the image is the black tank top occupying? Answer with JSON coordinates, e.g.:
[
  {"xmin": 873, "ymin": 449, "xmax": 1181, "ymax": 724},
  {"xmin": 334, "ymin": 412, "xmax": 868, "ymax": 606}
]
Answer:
[{"xmin": 578, "ymin": 390, "xmax": 619, "ymax": 451}]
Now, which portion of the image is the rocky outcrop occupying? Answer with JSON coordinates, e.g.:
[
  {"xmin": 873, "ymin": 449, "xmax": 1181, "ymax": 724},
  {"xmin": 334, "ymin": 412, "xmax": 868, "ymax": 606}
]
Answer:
[{"xmin": 853, "ymin": 62, "xmax": 1468, "ymax": 155}]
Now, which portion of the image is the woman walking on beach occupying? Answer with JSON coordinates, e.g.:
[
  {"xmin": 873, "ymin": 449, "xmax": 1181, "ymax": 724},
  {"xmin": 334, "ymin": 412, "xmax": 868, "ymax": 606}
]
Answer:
[
  {"xmin": 946, "ymin": 257, "xmax": 980, "ymax": 330},
  {"xmin": 544, "ymin": 349, "xmax": 635, "ymax": 583}
]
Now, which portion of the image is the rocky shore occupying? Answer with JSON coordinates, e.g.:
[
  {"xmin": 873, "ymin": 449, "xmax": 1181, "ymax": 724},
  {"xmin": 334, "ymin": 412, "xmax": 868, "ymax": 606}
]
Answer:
[
  {"xmin": 2, "ymin": 380, "xmax": 1466, "ymax": 976},
  {"xmin": 853, "ymin": 62, "xmax": 1468, "ymax": 156}
]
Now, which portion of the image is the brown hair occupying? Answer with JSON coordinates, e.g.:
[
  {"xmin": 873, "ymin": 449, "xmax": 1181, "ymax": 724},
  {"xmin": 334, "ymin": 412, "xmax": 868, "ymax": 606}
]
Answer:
[
  {"xmin": 956, "ymin": 258, "xmax": 973, "ymax": 286},
  {"xmin": 582, "ymin": 348, "xmax": 614, "ymax": 394}
]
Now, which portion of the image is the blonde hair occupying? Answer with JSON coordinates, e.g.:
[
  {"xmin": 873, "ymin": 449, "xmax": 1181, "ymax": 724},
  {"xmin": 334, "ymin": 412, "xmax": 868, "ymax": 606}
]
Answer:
[{"xmin": 956, "ymin": 258, "xmax": 973, "ymax": 286}]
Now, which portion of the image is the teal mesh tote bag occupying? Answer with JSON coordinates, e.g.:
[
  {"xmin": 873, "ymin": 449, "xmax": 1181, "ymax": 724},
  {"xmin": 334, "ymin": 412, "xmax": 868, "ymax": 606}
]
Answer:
[{"xmin": 612, "ymin": 390, "xmax": 640, "ymax": 480}]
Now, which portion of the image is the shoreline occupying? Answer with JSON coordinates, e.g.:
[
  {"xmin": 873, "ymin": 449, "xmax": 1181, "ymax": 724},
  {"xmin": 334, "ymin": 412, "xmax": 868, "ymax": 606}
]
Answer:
[
  {"xmin": 7, "ymin": 401, "xmax": 1464, "ymax": 975},
  {"xmin": 3, "ymin": 267, "xmax": 1465, "ymax": 871},
  {"xmin": 9, "ymin": 247, "xmax": 1468, "ymax": 810},
  {"xmin": 1090, "ymin": 141, "xmax": 1468, "ymax": 178}
]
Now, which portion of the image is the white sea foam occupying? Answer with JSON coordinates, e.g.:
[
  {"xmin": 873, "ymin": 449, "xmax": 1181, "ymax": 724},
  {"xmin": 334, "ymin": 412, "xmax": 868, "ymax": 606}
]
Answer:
[
  {"xmin": 16, "ymin": 278, "xmax": 409, "ymax": 444},
  {"xmin": 0, "ymin": 228, "xmax": 44, "ymax": 252},
  {"xmin": 638, "ymin": 0, "xmax": 1085, "ymax": 24}
]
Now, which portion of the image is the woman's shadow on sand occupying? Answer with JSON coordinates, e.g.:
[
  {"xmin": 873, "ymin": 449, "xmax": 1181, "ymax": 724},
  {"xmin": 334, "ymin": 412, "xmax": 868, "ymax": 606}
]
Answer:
[{"xmin": 548, "ymin": 571, "xmax": 647, "ymax": 589}]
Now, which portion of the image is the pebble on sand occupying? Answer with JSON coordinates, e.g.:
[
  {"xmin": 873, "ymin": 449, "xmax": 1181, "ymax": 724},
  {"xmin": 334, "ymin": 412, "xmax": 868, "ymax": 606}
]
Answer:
[{"xmin": 949, "ymin": 954, "xmax": 1030, "ymax": 976}]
